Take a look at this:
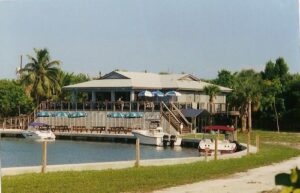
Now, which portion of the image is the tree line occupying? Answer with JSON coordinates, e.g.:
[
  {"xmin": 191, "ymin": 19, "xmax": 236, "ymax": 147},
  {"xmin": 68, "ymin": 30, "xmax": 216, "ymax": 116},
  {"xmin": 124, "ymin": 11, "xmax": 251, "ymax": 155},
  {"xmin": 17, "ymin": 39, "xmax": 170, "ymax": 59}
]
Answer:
[
  {"xmin": 0, "ymin": 48, "xmax": 299, "ymax": 131},
  {"xmin": 210, "ymin": 58, "xmax": 300, "ymax": 132}
]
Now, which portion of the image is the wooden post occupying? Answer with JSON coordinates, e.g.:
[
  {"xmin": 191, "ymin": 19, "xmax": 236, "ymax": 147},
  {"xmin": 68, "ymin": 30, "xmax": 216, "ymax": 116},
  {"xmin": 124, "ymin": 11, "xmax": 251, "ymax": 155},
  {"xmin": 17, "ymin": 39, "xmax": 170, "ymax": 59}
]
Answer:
[
  {"xmin": 160, "ymin": 102, "xmax": 162, "ymax": 114},
  {"xmin": 256, "ymin": 135, "xmax": 259, "ymax": 153},
  {"xmin": 41, "ymin": 141, "xmax": 47, "ymax": 173},
  {"xmin": 234, "ymin": 130, "xmax": 238, "ymax": 141},
  {"xmin": 247, "ymin": 132, "xmax": 250, "ymax": 155},
  {"xmin": 205, "ymin": 148, "xmax": 208, "ymax": 162},
  {"xmin": 214, "ymin": 135, "xmax": 218, "ymax": 160},
  {"xmin": 135, "ymin": 138, "xmax": 140, "ymax": 167}
]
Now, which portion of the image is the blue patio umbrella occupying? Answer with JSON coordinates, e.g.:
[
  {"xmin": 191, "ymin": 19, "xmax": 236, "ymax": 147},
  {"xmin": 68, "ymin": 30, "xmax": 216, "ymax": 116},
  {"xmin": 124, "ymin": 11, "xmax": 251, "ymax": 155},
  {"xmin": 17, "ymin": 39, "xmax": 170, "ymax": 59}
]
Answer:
[
  {"xmin": 55, "ymin": 112, "xmax": 69, "ymax": 117},
  {"xmin": 138, "ymin": 90, "xmax": 153, "ymax": 97},
  {"xmin": 151, "ymin": 90, "xmax": 164, "ymax": 97},
  {"xmin": 125, "ymin": 112, "xmax": 138, "ymax": 118},
  {"xmin": 136, "ymin": 112, "xmax": 144, "ymax": 118},
  {"xmin": 108, "ymin": 112, "xmax": 125, "ymax": 118},
  {"xmin": 37, "ymin": 111, "xmax": 52, "ymax": 117},
  {"xmin": 165, "ymin": 91, "xmax": 182, "ymax": 97},
  {"xmin": 68, "ymin": 112, "xmax": 87, "ymax": 118}
]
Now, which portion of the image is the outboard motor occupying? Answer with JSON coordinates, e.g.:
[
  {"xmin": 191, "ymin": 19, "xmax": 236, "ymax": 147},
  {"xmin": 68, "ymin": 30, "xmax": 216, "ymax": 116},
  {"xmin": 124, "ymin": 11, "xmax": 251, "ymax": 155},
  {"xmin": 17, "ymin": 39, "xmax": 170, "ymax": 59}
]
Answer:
[
  {"xmin": 170, "ymin": 135, "xmax": 177, "ymax": 147},
  {"xmin": 163, "ymin": 135, "xmax": 170, "ymax": 147}
]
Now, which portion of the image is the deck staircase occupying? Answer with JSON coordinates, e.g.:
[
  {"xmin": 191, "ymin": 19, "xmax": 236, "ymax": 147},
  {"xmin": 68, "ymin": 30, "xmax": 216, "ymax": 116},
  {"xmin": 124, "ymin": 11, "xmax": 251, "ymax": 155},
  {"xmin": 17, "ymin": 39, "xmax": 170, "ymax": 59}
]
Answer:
[
  {"xmin": 2, "ymin": 108, "xmax": 37, "ymax": 130},
  {"xmin": 161, "ymin": 102, "xmax": 192, "ymax": 134}
]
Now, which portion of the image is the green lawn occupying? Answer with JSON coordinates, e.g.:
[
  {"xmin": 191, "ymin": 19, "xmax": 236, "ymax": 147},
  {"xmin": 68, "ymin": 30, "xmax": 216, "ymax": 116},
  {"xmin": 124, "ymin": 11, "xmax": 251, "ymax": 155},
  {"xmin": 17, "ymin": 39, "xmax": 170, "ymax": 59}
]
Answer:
[
  {"xmin": 181, "ymin": 129, "xmax": 300, "ymax": 144},
  {"xmin": 3, "ymin": 130, "xmax": 300, "ymax": 193}
]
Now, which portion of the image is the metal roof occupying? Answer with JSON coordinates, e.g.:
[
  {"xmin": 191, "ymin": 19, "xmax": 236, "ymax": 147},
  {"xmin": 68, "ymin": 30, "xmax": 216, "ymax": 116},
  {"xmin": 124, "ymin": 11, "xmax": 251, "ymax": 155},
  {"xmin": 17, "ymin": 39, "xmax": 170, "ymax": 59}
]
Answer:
[{"xmin": 64, "ymin": 71, "xmax": 232, "ymax": 92}]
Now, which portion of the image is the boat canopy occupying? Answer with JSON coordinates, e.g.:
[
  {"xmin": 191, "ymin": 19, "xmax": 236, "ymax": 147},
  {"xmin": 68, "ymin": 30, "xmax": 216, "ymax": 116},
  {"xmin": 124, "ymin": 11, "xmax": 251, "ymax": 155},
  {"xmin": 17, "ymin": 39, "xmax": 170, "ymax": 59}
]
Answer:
[
  {"xmin": 204, "ymin": 125, "xmax": 234, "ymax": 132},
  {"xmin": 29, "ymin": 122, "xmax": 49, "ymax": 127},
  {"xmin": 181, "ymin": 109, "xmax": 210, "ymax": 118}
]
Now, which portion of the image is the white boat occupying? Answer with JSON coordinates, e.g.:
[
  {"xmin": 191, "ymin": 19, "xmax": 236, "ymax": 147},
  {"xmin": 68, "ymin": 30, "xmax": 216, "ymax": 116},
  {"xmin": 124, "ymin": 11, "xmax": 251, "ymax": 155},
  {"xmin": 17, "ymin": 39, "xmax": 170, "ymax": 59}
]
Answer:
[
  {"xmin": 22, "ymin": 130, "xmax": 56, "ymax": 141},
  {"xmin": 198, "ymin": 125, "xmax": 237, "ymax": 155},
  {"xmin": 198, "ymin": 138, "xmax": 236, "ymax": 154},
  {"xmin": 22, "ymin": 122, "xmax": 55, "ymax": 141},
  {"xmin": 132, "ymin": 127, "xmax": 182, "ymax": 146}
]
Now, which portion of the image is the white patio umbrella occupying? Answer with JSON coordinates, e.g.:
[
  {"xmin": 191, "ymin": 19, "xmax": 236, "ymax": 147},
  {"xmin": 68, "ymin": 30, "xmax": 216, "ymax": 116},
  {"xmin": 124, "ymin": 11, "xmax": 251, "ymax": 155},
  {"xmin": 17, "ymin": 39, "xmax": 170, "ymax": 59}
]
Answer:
[
  {"xmin": 165, "ymin": 91, "xmax": 182, "ymax": 97},
  {"xmin": 138, "ymin": 90, "xmax": 153, "ymax": 97},
  {"xmin": 151, "ymin": 90, "xmax": 164, "ymax": 97}
]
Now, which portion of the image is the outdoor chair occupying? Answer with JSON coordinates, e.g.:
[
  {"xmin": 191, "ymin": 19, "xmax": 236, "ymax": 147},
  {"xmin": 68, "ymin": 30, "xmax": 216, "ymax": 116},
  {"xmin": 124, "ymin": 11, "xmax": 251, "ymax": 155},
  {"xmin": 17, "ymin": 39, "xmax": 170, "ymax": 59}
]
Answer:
[
  {"xmin": 123, "ymin": 127, "xmax": 132, "ymax": 134},
  {"xmin": 90, "ymin": 126, "xmax": 106, "ymax": 133},
  {"xmin": 108, "ymin": 127, "xmax": 118, "ymax": 134},
  {"xmin": 72, "ymin": 126, "xmax": 88, "ymax": 133},
  {"xmin": 117, "ymin": 126, "xmax": 125, "ymax": 134},
  {"xmin": 38, "ymin": 125, "xmax": 51, "ymax": 131},
  {"xmin": 53, "ymin": 125, "xmax": 70, "ymax": 132}
]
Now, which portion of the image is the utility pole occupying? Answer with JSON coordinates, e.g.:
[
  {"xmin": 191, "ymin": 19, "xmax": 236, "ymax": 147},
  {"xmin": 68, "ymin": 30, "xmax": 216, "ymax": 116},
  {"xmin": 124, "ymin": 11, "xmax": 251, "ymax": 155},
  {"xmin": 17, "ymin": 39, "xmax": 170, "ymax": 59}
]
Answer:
[{"xmin": 16, "ymin": 54, "xmax": 23, "ymax": 79}]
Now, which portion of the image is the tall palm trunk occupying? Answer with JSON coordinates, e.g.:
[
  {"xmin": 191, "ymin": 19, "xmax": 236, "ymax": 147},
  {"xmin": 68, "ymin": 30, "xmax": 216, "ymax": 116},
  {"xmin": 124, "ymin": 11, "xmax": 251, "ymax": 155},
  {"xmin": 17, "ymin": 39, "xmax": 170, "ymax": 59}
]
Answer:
[
  {"xmin": 248, "ymin": 100, "xmax": 252, "ymax": 132},
  {"xmin": 273, "ymin": 98, "xmax": 280, "ymax": 133},
  {"xmin": 241, "ymin": 113, "xmax": 247, "ymax": 132},
  {"xmin": 209, "ymin": 101, "xmax": 213, "ymax": 113}
]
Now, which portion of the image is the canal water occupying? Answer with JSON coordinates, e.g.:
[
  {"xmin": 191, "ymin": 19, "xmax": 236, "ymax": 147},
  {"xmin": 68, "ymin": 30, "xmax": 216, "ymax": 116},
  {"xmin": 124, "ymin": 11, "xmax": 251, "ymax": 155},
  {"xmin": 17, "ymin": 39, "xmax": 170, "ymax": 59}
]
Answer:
[{"xmin": 0, "ymin": 138, "xmax": 198, "ymax": 168}]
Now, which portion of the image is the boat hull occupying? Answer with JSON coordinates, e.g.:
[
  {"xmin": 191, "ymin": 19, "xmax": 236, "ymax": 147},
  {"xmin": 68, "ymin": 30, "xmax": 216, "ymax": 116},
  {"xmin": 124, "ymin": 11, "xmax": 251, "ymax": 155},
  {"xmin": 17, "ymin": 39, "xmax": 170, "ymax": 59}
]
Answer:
[
  {"xmin": 132, "ymin": 130, "xmax": 164, "ymax": 146},
  {"xmin": 22, "ymin": 130, "xmax": 56, "ymax": 141},
  {"xmin": 198, "ymin": 139, "xmax": 237, "ymax": 155}
]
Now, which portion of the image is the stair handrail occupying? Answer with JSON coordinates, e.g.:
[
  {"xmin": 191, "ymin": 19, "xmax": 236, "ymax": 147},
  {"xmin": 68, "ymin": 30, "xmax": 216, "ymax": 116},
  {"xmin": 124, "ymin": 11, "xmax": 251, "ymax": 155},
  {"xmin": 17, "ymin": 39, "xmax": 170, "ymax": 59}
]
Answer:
[
  {"xmin": 161, "ymin": 111, "xmax": 181, "ymax": 131},
  {"xmin": 2, "ymin": 102, "xmax": 42, "ymax": 130},
  {"xmin": 170, "ymin": 102, "xmax": 192, "ymax": 127},
  {"xmin": 161, "ymin": 102, "xmax": 181, "ymax": 124}
]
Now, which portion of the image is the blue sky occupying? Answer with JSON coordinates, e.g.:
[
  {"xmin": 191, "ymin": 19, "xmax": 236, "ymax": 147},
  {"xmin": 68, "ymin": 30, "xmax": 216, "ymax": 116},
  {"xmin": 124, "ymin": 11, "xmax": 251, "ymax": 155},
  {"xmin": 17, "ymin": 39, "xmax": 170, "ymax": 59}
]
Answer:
[{"xmin": 0, "ymin": 0, "xmax": 299, "ymax": 79}]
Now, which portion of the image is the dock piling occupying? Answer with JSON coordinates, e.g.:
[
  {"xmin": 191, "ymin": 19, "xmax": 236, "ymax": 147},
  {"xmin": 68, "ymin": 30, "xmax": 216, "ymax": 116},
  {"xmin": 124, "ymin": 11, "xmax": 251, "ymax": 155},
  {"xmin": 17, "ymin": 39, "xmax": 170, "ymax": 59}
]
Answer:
[
  {"xmin": 41, "ymin": 141, "xmax": 48, "ymax": 173},
  {"xmin": 214, "ymin": 135, "xmax": 218, "ymax": 161},
  {"xmin": 247, "ymin": 132, "xmax": 250, "ymax": 155},
  {"xmin": 135, "ymin": 138, "xmax": 140, "ymax": 167}
]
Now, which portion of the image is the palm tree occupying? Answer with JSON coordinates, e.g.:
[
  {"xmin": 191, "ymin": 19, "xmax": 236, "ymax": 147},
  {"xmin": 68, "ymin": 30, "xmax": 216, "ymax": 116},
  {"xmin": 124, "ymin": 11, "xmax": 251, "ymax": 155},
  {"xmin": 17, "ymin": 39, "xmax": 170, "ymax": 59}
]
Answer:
[
  {"xmin": 204, "ymin": 85, "xmax": 221, "ymax": 113},
  {"xmin": 233, "ymin": 70, "xmax": 262, "ymax": 132},
  {"xmin": 20, "ymin": 48, "xmax": 61, "ymax": 105}
]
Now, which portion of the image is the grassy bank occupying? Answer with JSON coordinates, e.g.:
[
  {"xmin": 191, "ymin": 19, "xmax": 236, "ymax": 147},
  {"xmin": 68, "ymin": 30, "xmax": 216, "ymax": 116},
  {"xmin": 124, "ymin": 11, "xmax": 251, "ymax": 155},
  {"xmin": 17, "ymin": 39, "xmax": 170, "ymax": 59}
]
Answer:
[
  {"xmin": 181, "ymin": 130, "xmax": 300, "ymax": 144},
  {"xmin": 3, "ymin": 142, "xmax": 300, "ymax": 193}
]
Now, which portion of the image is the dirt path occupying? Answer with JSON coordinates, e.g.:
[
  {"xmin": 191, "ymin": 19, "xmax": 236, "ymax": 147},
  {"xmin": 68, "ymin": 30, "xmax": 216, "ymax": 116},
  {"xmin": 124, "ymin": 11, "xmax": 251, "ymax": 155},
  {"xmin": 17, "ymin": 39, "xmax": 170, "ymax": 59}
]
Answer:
[{"xmin": 153, "ymin": 156, "xmax": 300, "ymax": 193}]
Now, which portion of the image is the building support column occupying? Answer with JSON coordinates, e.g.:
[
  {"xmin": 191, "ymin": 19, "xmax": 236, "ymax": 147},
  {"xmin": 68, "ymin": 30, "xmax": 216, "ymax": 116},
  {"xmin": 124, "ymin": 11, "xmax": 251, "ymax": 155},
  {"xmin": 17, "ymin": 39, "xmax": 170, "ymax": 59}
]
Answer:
[
  {"xmin": 130, "ymin": 90, "xmax": 135, "ymax": 102},
  {"xmin": 91, "ymin": 91, "xmax": 96, "ymax": 110},
  {"xmin": 71, "ymin": 90, "xmax": 78, "ymax": 110},
  {"xmin": 91, "ymin": 91, "xmax": 96, "ymax": 102},
  {"xmin": 111, "ymin": 91, "xmax": 115, "ymax": 102},
  {"xmin": 71, "ymin": 90, "xmax": 77, "ymax": 103}
]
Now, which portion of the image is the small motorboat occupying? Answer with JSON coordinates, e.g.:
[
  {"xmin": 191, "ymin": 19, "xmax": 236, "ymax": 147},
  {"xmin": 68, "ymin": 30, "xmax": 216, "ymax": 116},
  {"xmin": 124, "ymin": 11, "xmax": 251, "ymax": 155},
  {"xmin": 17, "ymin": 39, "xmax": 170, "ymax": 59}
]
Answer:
[
  {"xmin": 198, "ymin": 125, "xmax": 237, "ymax": 155},
  {"xmin": 132, "ymin": 127, "xmax": 182, "ymax": 146},
  {"xmin": 198, "ymin": 138, "xmax": 237, "ymax": 155},
  {"xmin": 22, "ymin": 122, "xmax": 55, "ymax": 141}
]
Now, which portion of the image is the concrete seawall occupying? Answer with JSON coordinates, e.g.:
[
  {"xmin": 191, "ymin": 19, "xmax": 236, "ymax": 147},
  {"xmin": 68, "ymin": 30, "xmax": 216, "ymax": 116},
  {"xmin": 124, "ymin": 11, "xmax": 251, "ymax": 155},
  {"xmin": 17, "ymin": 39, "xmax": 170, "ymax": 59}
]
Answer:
[{"xmin": 2, "ymin": 144, "xmax": 257, "ymax": 176}]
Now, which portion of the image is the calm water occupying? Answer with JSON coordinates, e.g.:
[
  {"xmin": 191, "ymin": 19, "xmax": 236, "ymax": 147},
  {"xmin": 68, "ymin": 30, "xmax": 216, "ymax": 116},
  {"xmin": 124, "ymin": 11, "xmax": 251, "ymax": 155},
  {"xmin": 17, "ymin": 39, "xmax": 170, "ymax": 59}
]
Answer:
[{"xmin": 0, "ymin": 138, "xmax": 198, "ymax": 168}]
